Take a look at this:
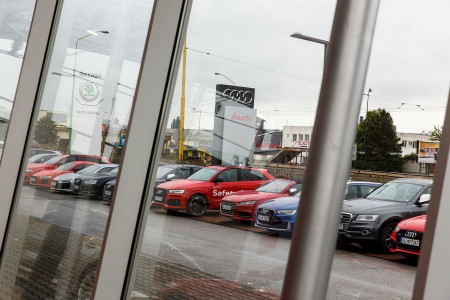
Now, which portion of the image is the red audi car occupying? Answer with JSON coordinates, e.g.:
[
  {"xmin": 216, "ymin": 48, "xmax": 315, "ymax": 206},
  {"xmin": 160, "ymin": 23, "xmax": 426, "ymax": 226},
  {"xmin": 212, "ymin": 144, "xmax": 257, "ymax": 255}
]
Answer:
[
  {"xmin": 220, "ymin": 178, "xmax": 302, "ymax": 223},
  {"xmin": 25, "ymin": 154, "xmax": 110, "ymax": 184},
  {"xmin": 30, "ymin": 161, "xmax": 97, "ymax": 189},
  {"xmin": 152, "ymin": 166, "xmax": 275, "ymax": 216},
  {"xmin": 390, "ymin": 214, "xmax": 427, "ymax": 257}
]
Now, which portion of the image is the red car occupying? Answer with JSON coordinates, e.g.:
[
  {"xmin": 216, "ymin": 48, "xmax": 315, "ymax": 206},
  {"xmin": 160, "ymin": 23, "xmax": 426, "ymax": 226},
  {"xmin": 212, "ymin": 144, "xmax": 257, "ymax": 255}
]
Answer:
[
  {"xmin": 25, "ymin": 154, "xmax": 110, "ymax": 184},
  {"xmin": 220, "ymin": 179, "xmax": 302, "ymax": 223},
  {"xmin": 30, "ymin": 161, "xmax": 97, "ymax": 188},
  {"xmin": 152, "ymin": 166, "xmax": 275, "ymax": 216},
  {"xmin": 390, "ymin": 214, "xmax": 427, "ymax": 257}
]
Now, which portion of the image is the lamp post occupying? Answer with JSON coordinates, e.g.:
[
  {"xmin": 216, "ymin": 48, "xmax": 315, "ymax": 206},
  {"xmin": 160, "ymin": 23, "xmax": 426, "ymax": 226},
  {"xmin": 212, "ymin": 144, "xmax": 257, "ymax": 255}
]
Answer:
[
  {"xmin": 290, "ymin": 32, "xmax": 329, "ymax": 74},
  {"xmin": 178, "ymin": 39, "xmax": 187, "ymax": 161},
  {"xmin": 364, "ymin": 88, "xmax": 372, "ymax": 117},
  {"xmin": 214, "ymin": 72, "xmax": 235, "ymax": 85},
  {"xmin": 68, "ymin": 30, "xmax": 109, "ymax": 154}
]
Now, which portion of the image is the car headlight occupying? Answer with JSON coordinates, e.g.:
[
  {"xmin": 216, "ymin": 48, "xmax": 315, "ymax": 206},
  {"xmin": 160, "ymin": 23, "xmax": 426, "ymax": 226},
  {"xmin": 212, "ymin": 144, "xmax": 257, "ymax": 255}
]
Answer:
[
  {"xmin": 169, "ymin": 189, "xmax": 184, "ymax": 194},
  {"xmin": 40, "ymin": 176, "xmax": 51, "ymax": 179},
  {"xmin": 238, "ymin": 200, "xmax": 257, "ymax": 205},
  {"xmin": 84, "ymin": 179, "xmax": 98, "ymax": 184},
  {"xmin": 355, "ymin": 215, "xmax": 379, "ymax": 222},
  {"xmin": 276, "ymin": 210, "xmax": 297, "ymax": 215}
]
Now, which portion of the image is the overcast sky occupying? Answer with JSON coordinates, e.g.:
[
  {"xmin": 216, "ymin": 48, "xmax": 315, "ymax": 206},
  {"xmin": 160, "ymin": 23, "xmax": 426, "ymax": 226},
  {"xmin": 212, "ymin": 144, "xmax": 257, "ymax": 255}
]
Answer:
[{"xmin": 168, "ymin": 0, "xmax": 450, "ymax": 133}]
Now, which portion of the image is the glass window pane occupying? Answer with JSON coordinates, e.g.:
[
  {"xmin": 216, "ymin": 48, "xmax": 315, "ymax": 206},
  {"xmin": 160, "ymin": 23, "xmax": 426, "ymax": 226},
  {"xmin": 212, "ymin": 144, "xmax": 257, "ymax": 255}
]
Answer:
[
  {"xmin": 0, "ymin": 0, "xmax": 154, "ymax": 298},
  {"xmin": 0, "ymin": 0, "xmax": 35, "ymax": 161}
]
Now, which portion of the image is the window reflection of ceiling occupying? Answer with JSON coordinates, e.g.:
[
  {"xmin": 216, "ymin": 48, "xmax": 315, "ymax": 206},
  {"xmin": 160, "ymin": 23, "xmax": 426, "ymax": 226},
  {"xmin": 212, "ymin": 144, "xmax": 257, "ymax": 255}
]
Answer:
[{"xmin": 0, "ymin": 0, "xmax": 153, "ymax": 63}]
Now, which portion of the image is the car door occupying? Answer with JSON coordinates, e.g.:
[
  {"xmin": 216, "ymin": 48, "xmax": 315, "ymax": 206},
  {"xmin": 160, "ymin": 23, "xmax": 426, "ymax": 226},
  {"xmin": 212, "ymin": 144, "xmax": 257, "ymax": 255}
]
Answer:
[{"xmin": 210, "ymin": 168, "xmax": 239, "ymax": 208}]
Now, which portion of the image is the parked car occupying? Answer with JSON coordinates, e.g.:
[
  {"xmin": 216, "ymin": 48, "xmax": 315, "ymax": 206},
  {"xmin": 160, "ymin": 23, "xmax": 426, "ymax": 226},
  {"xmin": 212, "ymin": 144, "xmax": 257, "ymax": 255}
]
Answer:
[
  {"xmin": 220, "ymin": 178, "xmax": 302, "ymax": 223},
  {"xmin": 255, "ymin": 181, "xmax": 381, "ymax": 233},
  {"xmin": 73, "ymin": 167, "xmax": 119, "ymax": 198},
  {"xmin": 28, "ymin": 153, "xmax": 60, "ymax": 164},
  {"xmin": 27, "ymin": 148, "xmax": 61, "ymax": 158},
  {"xmin": 152, "ymin": 166, "xmax": 275, "ymax": 216},
  {"xmin": 102, "ymin": 164, "xmax": 203, "ymax": 203},
  {"xmin": 390, "ymin": 214, "xmax": 427, "ymax": 257},
  {"xmin": 25, "ymin": 154, "xmax": 111, "ymax": 184},
  {"xmin": 51, "ymin": 164, "xmax": 118, "ymax": 193},
  {"xmin": 338, "ymin": 178, "xmax": 432, "ymax": 251},
  {"xmin": 30, "ymin": 161, "xmax": 97, "ymax": 189}
]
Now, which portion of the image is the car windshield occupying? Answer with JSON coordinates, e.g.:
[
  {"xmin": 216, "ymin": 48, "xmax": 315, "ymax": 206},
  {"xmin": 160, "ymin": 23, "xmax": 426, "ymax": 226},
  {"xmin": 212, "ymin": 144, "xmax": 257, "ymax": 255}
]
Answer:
[
  {"xmin": 44, "ymin": 156, "xmax": 63, "ymax": 165},
  {"xmin": 156, "ymin": 165, "xmax": 177, "ymax": 178},
  {"xmin": 366, "ymin": 182, "xmax": 423, "ymax": 202},
  {"xmin": 77, "ymin": 165, "xmax": 102, "ymax": 174},
  {"xmin": 187, "ymin": 167, "xmax": 220, "ymax": 181},
  {"xmin": 256, "ymin": 180, "xmax": 292, "ymax": 193},
  {"xmin": 109, "ymin": 167, "xmax": 119, "ymax": 174},
  {"xmin": 55, "ymin": 163, "xmax": 76, "ymax": 171}
]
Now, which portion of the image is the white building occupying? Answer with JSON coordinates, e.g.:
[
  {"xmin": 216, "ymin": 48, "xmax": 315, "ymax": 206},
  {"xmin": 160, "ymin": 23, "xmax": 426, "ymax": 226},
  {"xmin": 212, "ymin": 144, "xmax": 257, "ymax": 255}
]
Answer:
[
  {"xmin": 397, "ymin": 132, "xmax": 432, "ymax": 156},
  {"xmin": 282, "ymin": 126, "xmax": 314, "ymax": 149}
]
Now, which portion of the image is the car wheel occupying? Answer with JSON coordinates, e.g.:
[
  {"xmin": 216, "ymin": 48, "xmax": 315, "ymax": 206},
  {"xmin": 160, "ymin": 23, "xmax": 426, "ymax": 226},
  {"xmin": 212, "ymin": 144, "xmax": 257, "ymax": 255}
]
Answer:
[
  {"xmin": 380, "ymin": 221, "xmax": 397, "ymax": 252},
  {"xmin": 187, "ymin": 194, "xmax": 208, "ymax": 216},
  {"xmin": 76, "ymin": 266, "xmax": 96, "ymax": 300}
]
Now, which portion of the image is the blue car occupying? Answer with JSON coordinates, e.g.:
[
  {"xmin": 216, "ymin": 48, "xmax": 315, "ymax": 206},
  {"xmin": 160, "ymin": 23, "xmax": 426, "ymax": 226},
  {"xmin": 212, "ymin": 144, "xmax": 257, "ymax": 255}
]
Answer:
[{"xmin": 255, "ymin": 181, "xmax": 381, "ymax": 233}]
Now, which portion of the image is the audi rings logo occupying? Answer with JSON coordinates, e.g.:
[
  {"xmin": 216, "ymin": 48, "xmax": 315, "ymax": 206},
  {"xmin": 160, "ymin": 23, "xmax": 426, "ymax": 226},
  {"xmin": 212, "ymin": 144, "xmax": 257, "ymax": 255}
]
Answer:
[
  {"xmin": 404, "ymin": 231, "xmax": 417, "ymax": 238},
  {"xmin": 222, "ymin": 89, "xmax": 253, "ymax": 105}
]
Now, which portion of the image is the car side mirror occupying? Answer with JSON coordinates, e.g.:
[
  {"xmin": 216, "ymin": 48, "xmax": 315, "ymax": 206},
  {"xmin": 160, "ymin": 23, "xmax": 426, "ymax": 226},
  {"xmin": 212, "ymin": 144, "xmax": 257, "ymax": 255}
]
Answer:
[
  {"xmin": 289, "ymin": 188, "xmax": 298, "ymax": 195},
  {"xmin": 166, "ymin": 173, "xmax": 176, "ymax": 180},
  {"xmin": 418, "ymin": 194, "xmax": 431, "ymax": 205}
]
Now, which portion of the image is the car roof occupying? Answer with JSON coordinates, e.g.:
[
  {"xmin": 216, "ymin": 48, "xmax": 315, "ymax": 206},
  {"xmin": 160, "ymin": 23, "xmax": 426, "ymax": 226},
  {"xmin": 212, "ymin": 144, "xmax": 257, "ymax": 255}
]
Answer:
[
  {"xmin": 347, "ymin": 180, "xmax": 381, "ymax": 185},
  {"xmin": 389, "ymin": 178, "xmax": 433, "ymax": 185}
]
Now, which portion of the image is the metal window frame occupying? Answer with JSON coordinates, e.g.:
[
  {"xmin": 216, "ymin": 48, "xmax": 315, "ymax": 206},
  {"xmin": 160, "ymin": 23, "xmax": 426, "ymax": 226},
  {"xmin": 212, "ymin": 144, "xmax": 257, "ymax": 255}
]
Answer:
[
  {"xmin": 0, "ymin": 0, "xmax": 59, "ymax": 252},
  {"xmin": 93, "ymin": 0, "xmax": 192, "ymax": 298}
]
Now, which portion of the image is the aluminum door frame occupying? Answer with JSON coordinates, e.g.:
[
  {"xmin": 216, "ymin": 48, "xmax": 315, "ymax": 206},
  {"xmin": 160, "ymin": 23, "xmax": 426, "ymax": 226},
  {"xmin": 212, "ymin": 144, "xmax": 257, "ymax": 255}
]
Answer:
[
  {"xmin": 281, "ymin": 1, "xmax": 380, "ymax": 299},
  {"xmin": 93, "ymin": 0, "xmax": 192, "ymax": 298},
  {"xmin": 0, "ymin": 0, "xmax": 59, "ymax": 252}
]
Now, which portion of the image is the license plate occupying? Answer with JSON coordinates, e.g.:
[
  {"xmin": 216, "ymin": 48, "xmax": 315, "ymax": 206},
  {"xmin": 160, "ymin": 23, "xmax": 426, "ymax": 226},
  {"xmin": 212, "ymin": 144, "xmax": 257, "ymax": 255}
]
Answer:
[
  {"xmin": 51, "ymin": 181, "xmax": 57, "ymax": 189},
  {"xmin": 104, "ymin": 191, "xmax": 112, "ymax": 196},
  {"xmin": 74, "ymin": 185, "xmax": 80, "ymax": 190},
  {"xmin": 399, "ymin": 237, "xmax": 420, "ymax": 246},
  {"xmin": 339, "ymin": 224, "xmax": 344, "ymax": 230},
  {"xmin": 258, "ymin": 214, "xmax": 269, "ymax": 221},
  {"xmin": 222, "ymin": 205, "xmax": 232, "ymax": 210},
  {"xmin": 154, "ymin": 196, "xmax": 162, "ymax": 202}
]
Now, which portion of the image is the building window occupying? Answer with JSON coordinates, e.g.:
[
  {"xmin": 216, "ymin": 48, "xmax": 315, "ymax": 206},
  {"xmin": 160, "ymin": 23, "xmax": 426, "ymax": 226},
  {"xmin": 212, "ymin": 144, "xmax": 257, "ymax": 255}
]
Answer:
[
  {"xmin": 305, "ymin": 134, "xmax": 310, "ymax": 141},
  {"xmin": 299, "ymin": 134, "xmax": 304, "ymax": 141},
  {"xmin": 402, "ymin": 140, "xmax": 407, "ymax": 147},
  {"xmin": 293, "ymin": 134, "xmax": 297, "ymax": 142}
]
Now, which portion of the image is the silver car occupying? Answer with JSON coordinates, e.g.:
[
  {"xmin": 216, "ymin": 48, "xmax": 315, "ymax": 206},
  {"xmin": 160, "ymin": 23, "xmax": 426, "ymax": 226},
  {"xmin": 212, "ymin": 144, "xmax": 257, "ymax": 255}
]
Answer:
[{"xmin": 51, "ymin": 163, "xmax": 118, "ymax": 193}]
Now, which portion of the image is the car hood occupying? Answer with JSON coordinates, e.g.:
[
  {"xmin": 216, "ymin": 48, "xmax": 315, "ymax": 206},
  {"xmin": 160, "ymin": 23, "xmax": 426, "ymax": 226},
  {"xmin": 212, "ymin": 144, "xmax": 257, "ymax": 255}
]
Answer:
[
  {"xmin": 398, "ymin": 214, "xmax": 427, "ymax": 232},
  {"xmin": 157, "ymin": 179, "xmax": 209, "ymax": 190},
  {"xmin": 342, "ymin": 198, "xmax": 408, "ymax": 214},
  {"xmin": 27, "ymin": 163, "xmax": 56, "ymax": 171},
  {"xmin": 76, "ymin": 172, "xmax": 118, "ymax": 180},
  {"xmin": 258, "ymin": 195, "xmax": 300, "ymax": 210},
  {"xmin": 223, "ymin": 191, "xmax": 283, "ymax": 203},
  {"xmin": 53, "ymin": 173, "xmax": 80, "ymax": 181},
  {"xmin": 34, "ymin": 170, "xmax": 70, "ymax": 177}
]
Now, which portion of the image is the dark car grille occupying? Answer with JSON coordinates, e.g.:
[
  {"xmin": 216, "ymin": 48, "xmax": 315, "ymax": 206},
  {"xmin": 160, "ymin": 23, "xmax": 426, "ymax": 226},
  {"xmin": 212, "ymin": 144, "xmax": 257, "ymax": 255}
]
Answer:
[
  {"xmin": 60, "ymin": 182, "xmax": 71, "ymax": 189},
  {"xmin": 397, "ymin": 230, "xmax": 422, "ymax": 252},
  {"xmin": 220, "ymin": 201, "xmax": 236, "ymax": 215},
  {"xmin": 256, "ymin": 208, "xmax": 275, "ymax": 225},
  {"xmin": 339, "ymin": 213, "xmax": 352, "ymax": 232},
  {"xmin": 41, "ymin": 178, "xmax": 49, "ymax": 184},
  {"xmin": 153, "ymin": 188, "xmax": 167, "ymax": 203}
]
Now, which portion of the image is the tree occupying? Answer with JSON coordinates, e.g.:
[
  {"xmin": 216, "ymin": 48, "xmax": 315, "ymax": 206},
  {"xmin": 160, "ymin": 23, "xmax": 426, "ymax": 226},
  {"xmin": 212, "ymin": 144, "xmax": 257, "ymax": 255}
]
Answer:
[
  {"xmin": 429, "ymin": 125, "xmax": 442, "ymax": 141},
  {"xmin": 171, "ymin": 116, "xmax": 180, "ymax": 129},
  {"xmin": 34, "ymin": 114, "xmax": 58, "ymax": 146},
  {"xmin": 353, "ymin": 109, "xmax": 403, "ymax": 172}
]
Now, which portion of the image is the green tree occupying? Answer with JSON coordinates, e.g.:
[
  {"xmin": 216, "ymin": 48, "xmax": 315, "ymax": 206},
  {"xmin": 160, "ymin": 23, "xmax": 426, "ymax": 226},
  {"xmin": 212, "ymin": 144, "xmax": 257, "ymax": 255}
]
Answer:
[
  {"xmin": 171, "ymin": 116, "xmax": 180, "ymax": 129},
  {"xmin": 429, "ymin": 125, "xmax": 442, "ymax": 141},
  {"xmin": 353, "ymin": 109, "xmax": 403, "ymax": 172},
  {"xmin": 34, "ymin": 114, "xmax": 58, "ymax": 146}
]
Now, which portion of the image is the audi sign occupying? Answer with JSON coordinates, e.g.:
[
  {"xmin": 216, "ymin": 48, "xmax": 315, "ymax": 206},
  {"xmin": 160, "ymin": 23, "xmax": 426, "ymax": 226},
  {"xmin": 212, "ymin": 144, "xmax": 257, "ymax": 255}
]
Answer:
[{"xmin": 215, "ymin": 84, "xmax": 255, "ymax": 109}]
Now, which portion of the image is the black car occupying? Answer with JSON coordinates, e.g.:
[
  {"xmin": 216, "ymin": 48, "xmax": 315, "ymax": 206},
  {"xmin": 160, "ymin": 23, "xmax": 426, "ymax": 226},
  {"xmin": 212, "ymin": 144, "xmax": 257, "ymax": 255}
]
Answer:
[
  {"xmin": 102, "ymin": 164, "xmax": 203, "ymax": 202},
  {"xmin": 338, "ymin": 178, "xmax": 432, "ymax": 251},
  {"xmin": 73, "ymin": 167, "xmax": 119, "ymax": 198}
]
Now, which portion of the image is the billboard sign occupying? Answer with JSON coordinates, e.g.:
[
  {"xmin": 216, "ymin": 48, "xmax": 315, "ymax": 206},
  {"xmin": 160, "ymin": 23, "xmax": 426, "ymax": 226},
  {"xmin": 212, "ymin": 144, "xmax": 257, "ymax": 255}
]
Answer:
[{"xmin": 418, "ymin": 141, "xmax": 439, "ymax": 163}]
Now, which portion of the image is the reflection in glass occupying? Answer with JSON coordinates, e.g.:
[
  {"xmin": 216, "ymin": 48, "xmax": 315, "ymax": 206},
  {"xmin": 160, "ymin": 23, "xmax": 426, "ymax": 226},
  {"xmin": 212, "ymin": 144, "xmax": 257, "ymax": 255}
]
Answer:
[{"xmin": 0, "ymin": 0, "xmax": 153, "ymax": 298}]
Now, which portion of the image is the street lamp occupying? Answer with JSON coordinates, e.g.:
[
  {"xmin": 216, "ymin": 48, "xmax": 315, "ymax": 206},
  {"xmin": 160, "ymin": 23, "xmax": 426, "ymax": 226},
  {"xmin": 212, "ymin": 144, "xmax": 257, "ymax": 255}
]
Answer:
[
  {"xmin": 214, "ymin": 72, "xmax": 235, "ymax": 85},
  {"xmin": 364, "ymin": 88, "xmax": 372, "ymax": 117},
  {"xmin": 290, "ymin": 32, "xmax": 329, "ymax": 74},
  {"xmin": 68, "ymin": 30, "xmax": 109, "ymax": 154}
]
